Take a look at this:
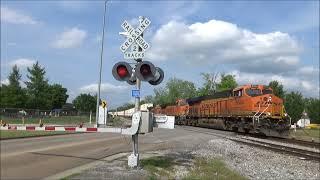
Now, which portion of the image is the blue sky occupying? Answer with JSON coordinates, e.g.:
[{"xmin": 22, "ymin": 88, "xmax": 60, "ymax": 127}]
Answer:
[{"xmin": 1, "ymin": 0, "xmax": 319, "ymax": 108}]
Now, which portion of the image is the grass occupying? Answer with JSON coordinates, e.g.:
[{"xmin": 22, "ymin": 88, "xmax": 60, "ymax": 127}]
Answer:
[
  {"xmin": 0, "ymin": 130, "xmax": 75, "ymax": 139},
  {"xmin": 140, "ymin": 156, "xmax": 175, "ymax": 179},
  {"xmin": 108, "ymin": 116, "xmax": 127, "ymax": 127},
  {"xmin": 184, "ymin": 158, "xmax": 247, "ymax": 180},
  {"xmin": 289, "ymin": 128, "xmax": 320, "ymax": 141},
  {"xmin": 0, "ymin": 115, "xmax": 96, "ymax": 125},
  {"xmin": 59, "ymin": 173, "xmax": 80, "ymax": 180},
  {"xmin": 140, "ymin": 156, "xmax": 246, "ymax": 180}
]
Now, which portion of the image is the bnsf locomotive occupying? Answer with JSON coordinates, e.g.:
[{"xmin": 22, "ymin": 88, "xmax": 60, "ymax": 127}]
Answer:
[{"xmin": 153, "ymin": 84, "xmax": 291, "ymax": 137}]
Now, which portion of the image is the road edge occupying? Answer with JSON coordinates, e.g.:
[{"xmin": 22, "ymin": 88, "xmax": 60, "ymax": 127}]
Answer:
[{"xmin": 43, "ymin": 152, "xmax": 130, "ymax": 180}]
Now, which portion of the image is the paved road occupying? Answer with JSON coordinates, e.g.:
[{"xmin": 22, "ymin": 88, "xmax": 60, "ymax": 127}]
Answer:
[{"xmin": 1, "ymin": 127, "xmax": 215, "ymax": 179}]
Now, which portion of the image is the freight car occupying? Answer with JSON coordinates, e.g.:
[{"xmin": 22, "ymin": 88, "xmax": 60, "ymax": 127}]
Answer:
[{"xmin": 153, "ymin": 84, "xmax": 291, "ymax": 137}]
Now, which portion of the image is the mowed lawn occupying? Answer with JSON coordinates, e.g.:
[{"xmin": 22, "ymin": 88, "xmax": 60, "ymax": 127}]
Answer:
[
  {"xmin": 0, "ymin": 116, "xmax": 93, "ymax": 139},
  {"xmin": 0, "ymin": 130, "xmax": 76, "ymax": 139},
  {"xmin": 289, "ymin": 128, "xmax": 320, "ymax": 141},
  {"xmin": 1, "ymin": 115, "xmax": 96, "ymax": 125}
]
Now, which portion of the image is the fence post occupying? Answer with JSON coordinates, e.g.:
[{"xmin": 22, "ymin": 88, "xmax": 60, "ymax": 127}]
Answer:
[{"xmin": 89, "ymin": 111, "xmax": 92, "ymax": 124}]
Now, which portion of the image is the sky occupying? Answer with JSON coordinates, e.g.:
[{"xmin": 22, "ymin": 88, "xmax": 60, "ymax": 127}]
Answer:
[{"xmin": 1, "ymin": 0, "xmax": 319, "ymax": 108}]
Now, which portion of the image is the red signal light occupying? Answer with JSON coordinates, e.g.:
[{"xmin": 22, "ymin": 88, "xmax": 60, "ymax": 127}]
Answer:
[
  {"xmin": 112, "ymin": 61, "xmax": 132, "ymax": 81},
  {"xmin": 117, "ymin": 65, "xmax": 128, "ymax": 78},
  {"xmin": 140, "ymin": 64, "xmax": 151, "ymax": 76}
]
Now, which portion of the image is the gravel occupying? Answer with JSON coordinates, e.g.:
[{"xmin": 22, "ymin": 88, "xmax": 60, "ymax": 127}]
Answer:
[
  {"xmin": 70, "ymin": 127, "xmax": 320, "ymax": 180},
  {"xmin": 192, "ymin": 138, "xmax": 320, "ymax": 180}
]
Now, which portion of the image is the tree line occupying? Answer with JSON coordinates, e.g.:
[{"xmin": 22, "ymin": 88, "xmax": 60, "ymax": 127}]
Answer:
[{"xmin": 0, "ymin": 62, "xmax": 68, "ymax": 110}]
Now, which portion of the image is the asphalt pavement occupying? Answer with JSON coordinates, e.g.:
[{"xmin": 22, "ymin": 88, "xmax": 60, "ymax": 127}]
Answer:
[{"xmin": 0, "ymin": 127, "xmax": 215, "ymax": 179}]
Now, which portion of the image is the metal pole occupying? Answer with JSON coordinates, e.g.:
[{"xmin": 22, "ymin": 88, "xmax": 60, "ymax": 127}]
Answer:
[
  {"xmin": 96, "ymin": 0, "xmax": 107, "ymax": 127},
  {"xmin": 133, "ymin": 78, "xmax": 141, "ymax": 156},
  {"xmin": 131, "ymin": 15, "xmax": 145, "ymax": 165}
]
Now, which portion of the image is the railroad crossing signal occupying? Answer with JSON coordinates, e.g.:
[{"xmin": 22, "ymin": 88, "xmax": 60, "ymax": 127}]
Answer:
[
  {"xmin": 112, "ymin": 61, "xmax": 164, "ymax": 86},
  {"xmin": 113, "ymin": 16, "xmax": 165, "ymax": 168},
  {"xmin": 101, "ymin": 100, "xmax": 107, "ymax": 108}
]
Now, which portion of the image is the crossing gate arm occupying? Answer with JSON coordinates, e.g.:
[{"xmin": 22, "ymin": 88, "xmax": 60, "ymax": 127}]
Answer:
[
  {"xmin": 0, "ymin": 125, "xmax": 122, "ymax": 133},
  {"xmin": 0, "ymin": 112, "xmax": 142, "ymax": 135}
]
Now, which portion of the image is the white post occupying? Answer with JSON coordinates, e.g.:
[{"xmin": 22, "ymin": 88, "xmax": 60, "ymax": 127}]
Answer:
[
  {"xmin": 104, "ymin": 108, "xmax": 106, "ymax": 125},
  {"xmin": 89, "ymin": 111, "xmax": 92, "ymax": 124}
]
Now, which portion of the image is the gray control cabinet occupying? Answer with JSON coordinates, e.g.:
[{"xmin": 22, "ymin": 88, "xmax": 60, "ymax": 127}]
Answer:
[{"xmin": 139, "ymin": 111, "xmax": 153, "ymax": 134}]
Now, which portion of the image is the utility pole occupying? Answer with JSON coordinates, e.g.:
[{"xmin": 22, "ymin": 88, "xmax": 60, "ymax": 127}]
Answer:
[{"xmin": 96, "ymin": 0, "xmax": 107, "ymax": 127}]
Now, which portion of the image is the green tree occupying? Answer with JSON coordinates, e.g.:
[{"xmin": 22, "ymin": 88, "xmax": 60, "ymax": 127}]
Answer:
[
  {"xmin": 72, "ymin": 93, "xmax": 97, "ymax": 112},
  {"xmin": 154, "ymin": 78, "xmax": 197, "ymax": 106},
  {"xmin": 48, "ymin": 84, "xmax": 69, "ymax": 109},
  {"xmin": 268, "ymin": 80, "xmax": 285, "ymax": 99},
  {"xmin": 0, "ymin": 65, "xmax": 26, "ymax": 108},
  {"xmin": 284, "ymin": 92, "xmax": 305, "ymax": 122},
  {"xmin": 198, "ymin": 72, "xmax": 219, "ymax": 96},
  {"xmin": 25, "ymin": 62, "xmax": 50, "ymax": 109},
  {"xmin": 304, "ymin": 98, "xmax": 320, "ymax": 124},
  {"xmin": 217, "ymin": 74, "xmax": 237, "ymax": 91},
  {"xmin": 154, "ymin": 87, "xmax": 170, "ymax": 107},
  {"xmin": 143, "ymin": 95, "xmax": 154, "ymax": 103}
]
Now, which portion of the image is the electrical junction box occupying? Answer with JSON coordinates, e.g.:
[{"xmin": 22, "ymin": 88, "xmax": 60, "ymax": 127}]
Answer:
[{"xmin": 139, "ymin": 111, "xmax": 153, "ymax": 134}]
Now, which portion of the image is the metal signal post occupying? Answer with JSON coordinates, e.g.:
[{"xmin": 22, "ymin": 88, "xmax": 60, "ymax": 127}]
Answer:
[{"xmin": 132, "ymin": 16, "xmax": 145, "ymax": 162}]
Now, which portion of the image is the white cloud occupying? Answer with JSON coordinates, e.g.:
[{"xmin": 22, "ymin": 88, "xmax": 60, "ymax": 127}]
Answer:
[
  {"xmin": 0, "ymin": 79, "xmax": 9, "ymax": 86},
  {"xmin": 52, "ymin": 27, "xmax": 87, "ymax": 48},
  {"xmin": 148, "ymin": 20, "xmax": 301, "ymax": 72},
  {"xmin": 9, "ymin": 58, "xmax": 36, "ymax": 69},
  {"xmin": 0, "ymin": 78, "xmax": 26, "ymax": 88},
  {"xmin": 79, "ymin": 83, "xmax": 129, "ymax": 94},
  {"xmin": 1, "ymin": 7, "xmax": 38, "ymax": 25},
  {"xmin": 297, "ymin": 66, "xmax": 319, "ymax": 77},
  {"xmin": 147, "ymin": 19, "xmax": 319, "ymax": 97},
  {"xmin": 128, "ymin": 18, "xmax": 140, "ymax": 27},
  {"xmin": 230, "ymin": 70, "xmax": 319, "ymax": 97}
]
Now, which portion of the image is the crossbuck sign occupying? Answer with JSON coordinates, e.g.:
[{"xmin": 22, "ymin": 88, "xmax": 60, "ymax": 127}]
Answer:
[{"xmin": 120, "ymin": 17, "xmax": 151, "ymax": 59}]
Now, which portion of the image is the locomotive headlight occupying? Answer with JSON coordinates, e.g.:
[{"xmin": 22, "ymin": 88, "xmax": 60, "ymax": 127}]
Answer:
[
  {"xmin": 267, "ymin": 112, "xmax": 271, "ymax": 116},
  {"xmin": 284, "ymin": 113, "xmax": 288, "ymax": 117}
]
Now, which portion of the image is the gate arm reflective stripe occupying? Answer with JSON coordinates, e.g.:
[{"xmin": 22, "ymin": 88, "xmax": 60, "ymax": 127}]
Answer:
[
  {"xmin": 0, "ymin": 125, "xmax": 122, "ymax": 133},
  {"xmin": 121, "ymin": 111, "xmax": 141, "ymax": 135}
]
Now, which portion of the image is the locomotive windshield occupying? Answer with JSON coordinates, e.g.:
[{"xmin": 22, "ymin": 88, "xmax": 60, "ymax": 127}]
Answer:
[
  {"xmin": 262, "ymin": 89, "xmax": 273, "ymax": 94},
  {"xmin": 245, "ymin": 88, "xmax": 261, "ymax": 97}
]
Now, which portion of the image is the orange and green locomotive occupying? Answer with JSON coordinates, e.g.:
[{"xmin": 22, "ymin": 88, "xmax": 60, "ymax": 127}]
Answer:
[{"xmin": 153, "ymin": 84, "xmax": 290, "ymax": 137}]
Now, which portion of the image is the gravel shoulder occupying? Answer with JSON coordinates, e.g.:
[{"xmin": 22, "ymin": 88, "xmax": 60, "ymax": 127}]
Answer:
[{"xmin": 67, "ymin": 126, "xmax": 320, "ymax": 180}]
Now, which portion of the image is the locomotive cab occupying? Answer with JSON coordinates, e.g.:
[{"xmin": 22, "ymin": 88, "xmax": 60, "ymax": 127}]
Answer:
[{"xmin": 244, "ymin": 85, "xmax": 283, "ymax": 118}]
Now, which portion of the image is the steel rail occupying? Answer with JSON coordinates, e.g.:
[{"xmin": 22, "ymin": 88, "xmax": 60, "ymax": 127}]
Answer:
[{"xmin": 178, "ymin": 126, "xmax": 320, "ymax": 162}]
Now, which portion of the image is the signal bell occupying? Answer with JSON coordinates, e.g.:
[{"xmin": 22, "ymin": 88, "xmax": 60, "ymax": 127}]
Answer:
[{"xmin": 112, "ymin": 61, "xmax": 132, "ymax": 81}]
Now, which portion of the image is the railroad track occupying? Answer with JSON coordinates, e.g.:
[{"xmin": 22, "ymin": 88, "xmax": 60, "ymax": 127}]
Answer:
[
  {"xmin": 178, "ymin": 126, "xmax": 320, "ymax": 162},
  {"xmin": 266, "ymin": 137, "xmax": 320, "ymax": 149}
]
